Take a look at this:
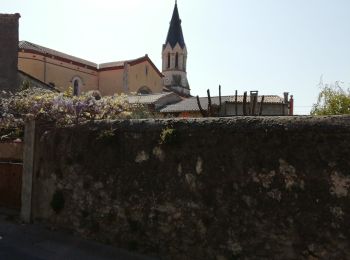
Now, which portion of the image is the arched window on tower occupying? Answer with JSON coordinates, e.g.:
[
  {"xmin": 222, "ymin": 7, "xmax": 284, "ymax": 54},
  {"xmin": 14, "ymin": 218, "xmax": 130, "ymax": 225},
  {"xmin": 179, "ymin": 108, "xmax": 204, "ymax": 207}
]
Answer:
[
  {"xmin": 167, "ymin": 53, "xmax": 170, "ymax": 69},
  {"xmin": 175, "ymin": 52, "xmax": 179, "ymax": 69},
  {"xmin": 183, "ymin": 56, "xmax": 186, "ymax": 71}
]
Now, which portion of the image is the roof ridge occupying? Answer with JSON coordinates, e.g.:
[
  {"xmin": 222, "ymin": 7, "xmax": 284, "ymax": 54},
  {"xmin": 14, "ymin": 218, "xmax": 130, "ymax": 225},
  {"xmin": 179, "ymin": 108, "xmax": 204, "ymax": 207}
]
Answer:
[
  {"xmin": 98, "ymin": 55, "xmax": 148, "ymax": 68},
  {"xmin": 100, "ymin": 56, "xmax": 140, "ymax": 65}
]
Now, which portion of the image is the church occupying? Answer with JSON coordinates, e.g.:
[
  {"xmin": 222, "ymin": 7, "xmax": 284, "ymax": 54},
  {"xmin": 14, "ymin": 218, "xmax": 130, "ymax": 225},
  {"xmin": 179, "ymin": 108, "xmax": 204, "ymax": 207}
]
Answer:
[
  {"xmin": 17, "ymin": 2, "xmax": 190, "ymax": 98},
  {"xmin": 1, "ymin": 3, "xmax": 294, "ymax": 117}
]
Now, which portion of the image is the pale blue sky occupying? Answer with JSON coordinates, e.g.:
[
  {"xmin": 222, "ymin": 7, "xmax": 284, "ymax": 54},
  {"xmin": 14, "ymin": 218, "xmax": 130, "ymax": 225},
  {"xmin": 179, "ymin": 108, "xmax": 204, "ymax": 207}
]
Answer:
[{"xmin": 3, "ymin": 0, "xmax": 350, "ymax": 114}]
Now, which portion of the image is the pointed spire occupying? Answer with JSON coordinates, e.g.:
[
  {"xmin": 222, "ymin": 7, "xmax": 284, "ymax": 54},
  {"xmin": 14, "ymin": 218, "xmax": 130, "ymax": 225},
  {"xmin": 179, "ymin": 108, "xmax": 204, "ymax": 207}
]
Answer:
[{"xmin": 165, "ymin": 1, "xmax": 185, "ymax": 49}]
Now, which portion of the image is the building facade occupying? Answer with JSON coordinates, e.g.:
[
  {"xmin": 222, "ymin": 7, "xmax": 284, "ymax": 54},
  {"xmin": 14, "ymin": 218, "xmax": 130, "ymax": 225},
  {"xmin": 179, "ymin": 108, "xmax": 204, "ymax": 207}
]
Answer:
[
  {"xmin": 17, "ymin": 2, "xmax": 191, "ymax": 98},
  {"xmin": 18, "ymin": 41, "xmax": 163, "ymax": 96}
]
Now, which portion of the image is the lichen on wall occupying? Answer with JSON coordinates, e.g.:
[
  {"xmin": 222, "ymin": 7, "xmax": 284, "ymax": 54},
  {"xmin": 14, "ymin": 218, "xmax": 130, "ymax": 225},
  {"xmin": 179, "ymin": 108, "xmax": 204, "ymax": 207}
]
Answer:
[{"xmin": 330, "ymin": 171, "xmax": 350, "ymax": 198}]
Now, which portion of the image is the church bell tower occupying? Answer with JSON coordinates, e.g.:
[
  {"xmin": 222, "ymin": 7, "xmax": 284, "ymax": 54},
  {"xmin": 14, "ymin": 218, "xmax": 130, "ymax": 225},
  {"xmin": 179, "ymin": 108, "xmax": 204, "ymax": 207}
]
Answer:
[{"xmin": 162, "ymin": 1, "xmax": 190, "ymax": 96}]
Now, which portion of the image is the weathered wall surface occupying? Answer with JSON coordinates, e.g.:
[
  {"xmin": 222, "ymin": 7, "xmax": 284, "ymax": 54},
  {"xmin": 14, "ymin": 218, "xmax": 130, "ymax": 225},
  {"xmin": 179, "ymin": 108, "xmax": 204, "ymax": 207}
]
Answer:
[
  {"xmin": 0, "ymin": 14, "xmax": 20, "ymax": 90},
  {"xmin": 127, "ymin": 60, "xmax": 163, "ymax": 94},
  {"xmin": 0, "ymin": 142, "xmax": 23, "ymax": 161},
  {"xmin": 32, "ymin": 116, "xmax": 350, "ymax": 259}
]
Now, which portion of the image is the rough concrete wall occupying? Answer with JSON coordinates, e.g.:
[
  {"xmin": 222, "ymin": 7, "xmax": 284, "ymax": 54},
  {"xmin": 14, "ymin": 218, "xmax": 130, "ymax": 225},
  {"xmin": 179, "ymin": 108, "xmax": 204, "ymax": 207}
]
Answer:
[
  {"xmin": 32, "ymin": 116, "xmax": 350, "ymax": 259},
  {"xmin": 0, "ymin": 14, "xmax": 20, "ymax": 90}
]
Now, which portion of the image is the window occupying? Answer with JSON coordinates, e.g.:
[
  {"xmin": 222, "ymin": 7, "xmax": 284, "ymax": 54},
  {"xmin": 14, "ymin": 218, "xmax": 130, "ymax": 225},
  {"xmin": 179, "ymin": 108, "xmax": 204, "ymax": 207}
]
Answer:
[
  {"xmin": 73, "ymin": 80, "xmax": 79, "ymax": 96},
  {"xmin": 175, "ymin": 52, "xmax": 179, "ymax": 68},
  {"xmin": 137, "ymin": 86, "xmax": 152, "ymax": 95},
  {"xmin": 145, "ymin": 65, "xmax": 148, "ymax": 76},
  {"xmin": 183, "ymin": 56, "xmax": 186, "ymax": 71},
  {"xmin": 71, "ymin": 76, "xmax": 83, "ymax": 96},
  {"xmin": 167, "ymin": 53, "xmax": 170, "ymax": 69}
]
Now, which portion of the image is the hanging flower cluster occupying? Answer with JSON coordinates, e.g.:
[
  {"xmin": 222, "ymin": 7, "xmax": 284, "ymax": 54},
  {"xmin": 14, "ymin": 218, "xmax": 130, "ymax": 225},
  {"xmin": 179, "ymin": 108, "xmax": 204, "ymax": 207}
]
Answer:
[{"xmin": 0, "ymin": 86, "xmax": 150, "ymax": 140}]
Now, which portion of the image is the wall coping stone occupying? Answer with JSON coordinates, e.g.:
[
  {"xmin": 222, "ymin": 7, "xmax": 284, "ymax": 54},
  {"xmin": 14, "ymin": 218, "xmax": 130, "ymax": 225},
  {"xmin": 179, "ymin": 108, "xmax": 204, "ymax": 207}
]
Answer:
[{"xmin": 47, "ymin": 115, "xmax": 350, "ymax": 133}]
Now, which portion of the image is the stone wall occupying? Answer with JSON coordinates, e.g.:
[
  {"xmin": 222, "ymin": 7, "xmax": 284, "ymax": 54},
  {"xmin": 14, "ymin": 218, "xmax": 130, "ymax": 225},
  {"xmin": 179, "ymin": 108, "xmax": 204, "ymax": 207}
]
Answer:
[
  {"xmin": 0, "ymin": 13, "xmax": 20, "ymax": 90},
  {"xmin": 31, "ymin": 116, "xmax": 350, "ymax": 259}
]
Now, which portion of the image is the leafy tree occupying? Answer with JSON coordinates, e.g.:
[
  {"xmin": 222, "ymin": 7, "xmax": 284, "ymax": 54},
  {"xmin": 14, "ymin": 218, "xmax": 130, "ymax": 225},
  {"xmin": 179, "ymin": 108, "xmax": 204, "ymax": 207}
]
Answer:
[{"xmin": 311, "ymin": 80, "xmax": 350, "ymax": 115}]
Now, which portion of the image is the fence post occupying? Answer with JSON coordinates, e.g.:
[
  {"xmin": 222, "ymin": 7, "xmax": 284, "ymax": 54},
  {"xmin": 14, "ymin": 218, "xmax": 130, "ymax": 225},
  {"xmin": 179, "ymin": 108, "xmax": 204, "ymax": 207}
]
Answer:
[{"xmin": 21, "ymin": 119, "xmax": 35, "ymax": 223}]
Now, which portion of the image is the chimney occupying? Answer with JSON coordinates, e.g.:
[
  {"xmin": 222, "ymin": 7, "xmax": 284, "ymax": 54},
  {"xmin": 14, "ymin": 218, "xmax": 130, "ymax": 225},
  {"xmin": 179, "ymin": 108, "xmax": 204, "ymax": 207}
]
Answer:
[
  {"xmin": 250, "ymin": 91, "xmax": 258, "ymax": 115},
  {"xmin": 0, "ymin": 13, "xmax": 20, "ymax": 90},
  {"xmin": 283, "ymin": 92, "xmax": 289, "ymax": 104},
  {"xmin": 289, "ymin": 95, "xmax": 294, "ymax": 115}
]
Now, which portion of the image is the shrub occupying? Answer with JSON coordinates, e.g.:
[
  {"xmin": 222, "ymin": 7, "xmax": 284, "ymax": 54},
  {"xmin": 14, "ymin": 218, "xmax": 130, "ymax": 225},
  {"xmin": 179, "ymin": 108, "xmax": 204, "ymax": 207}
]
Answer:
[
  {"xmin": 311, "ymin": 81, "xmax": 350, "ymax": 115},
  {"xmin": 159, "ymin": 127, "xmax": 177, "ymax": 145}
]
